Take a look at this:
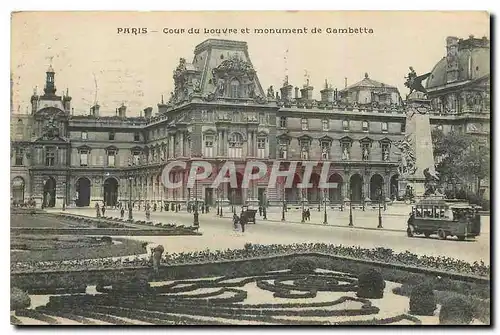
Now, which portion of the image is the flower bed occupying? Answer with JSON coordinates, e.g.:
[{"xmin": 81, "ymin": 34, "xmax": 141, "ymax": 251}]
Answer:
[
  {"xmin": 22, "ymin": 269, "xmax": 432, "ymax": 325},
  {"xmin": 12, "ymin": 243, "xmax": 490, "ymax": 279}
]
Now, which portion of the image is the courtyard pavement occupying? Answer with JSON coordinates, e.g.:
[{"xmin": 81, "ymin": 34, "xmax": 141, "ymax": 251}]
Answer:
[{"xmin": 53, "ymin": 207, "xmax": 491, "ymax": 264}]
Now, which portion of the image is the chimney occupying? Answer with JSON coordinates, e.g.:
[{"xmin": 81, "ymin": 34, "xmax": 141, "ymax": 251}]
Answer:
[
  {"xmin": 118, "ymin": 104, "xmax": 127, "ymax": 118},
  {"xmin": 320, "ymin": 79, "xmax": 334, "ymax": 102},
  {"xmin": 300, "ymin": 85, "xmax": 313, "ymax": 101},
  {"xmin": 446, "ymin": 36, "xmax": 460, "ymax": 83},
  {"xmin": 280, "ymin": 83, "xmax": 293, "ymax": 101},
  {"xmin": 144, "ymin": 107, "xmax": 153, "ymax": 119},
  {"xmin": 294, "ymin": 87, "xmax": 300, "ymax": 99},
  {"xmin": 90, "ymin": 104, "xmax": 100, "ymax": 117}
]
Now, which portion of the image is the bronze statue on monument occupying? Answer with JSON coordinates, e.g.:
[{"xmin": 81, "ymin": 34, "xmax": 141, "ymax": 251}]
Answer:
[{"xmin": 404, "ymin": 66, "xmax": 431, "ymax": 97}]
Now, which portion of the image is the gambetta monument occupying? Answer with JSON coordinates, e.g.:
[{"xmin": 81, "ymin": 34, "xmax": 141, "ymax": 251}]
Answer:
[{"xmin": 396, "ymin": 67, "xmax": 441, "ymax": 199}]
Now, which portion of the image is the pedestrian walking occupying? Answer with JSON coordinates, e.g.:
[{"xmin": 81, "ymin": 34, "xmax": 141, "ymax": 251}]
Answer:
[
  {"xmin": 101, "ymin": 205, "xmax": 106, "ymax": 217},
  {"xmin": 232, "ymin": 213, "xmax": 239, "ymax": 231},
  {"xmin": 240, "ymin": 213, "xmax": 247, "ymax": 233},
  {"xmin": 258, "ymin": 206, "xmax": 262, "ymax": 217},
  {"xmin": 153, "ymin": 203, "xmax": 157, "ymax": 212},
  {"xmin": 120, "ymin": 207, "xmax": 125, "ymax": 219}
]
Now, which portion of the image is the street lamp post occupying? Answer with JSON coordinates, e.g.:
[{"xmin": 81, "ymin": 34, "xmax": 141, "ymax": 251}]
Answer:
[
  {"xmin": 62, "ymin": 181, "xmax": 66, "ymax": 211},
  {"xmin": 232, "ymin": 189, "xmax": 235, "ymax": 214},
  {"xmin": 301, "ymin": 189, "xmax": 305, "ymax": 223},
  {"xmin": 377, "ymin": 188, "xmax": 383, "ymax": 228},
  {"xmin": 323, "ymin": 189, "xmax": 328, "ymax": 225},
  {"xmin": 362, "ymin": 188, "xmax": 365, "ymax": 211},
  {"xmin": 281, "ymin": 181, "xmax": 286, "ymax": 222},
  {"xmin": 349, "ymin": 190, "xmax": 353, "ymax": 226},
  {"xmin": 128, "ymin": 176, "xmax": 133, "ymax": 220},
  {"xmin": 219, "ymin": 186, "xmax": 223, "ymax": 217},
  {"xmin": 193, "ymin": 175, "xmax": 199, "ymax": 229},
  {"xmin": 263, "ymin": 191, "xmax": 267, "ymax": 220}
]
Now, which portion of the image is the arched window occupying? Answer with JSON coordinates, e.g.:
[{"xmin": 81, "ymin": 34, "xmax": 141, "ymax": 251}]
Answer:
[{"xmin": 230, "ymin": 79, "xmax": 240, "ymax": 98}]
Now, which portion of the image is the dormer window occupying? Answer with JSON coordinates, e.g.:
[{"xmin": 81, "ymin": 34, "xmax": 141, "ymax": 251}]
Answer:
[
  {"xmin": 342, "ymin": 120, "xmax": 349, "ymax": 131},
  {"xmin": 109, "ymin": 131, "xmax": 115, "ymax": 141},
  {"xmin": 362, "ymin": 120, "xmax": 369, "ymax": 132},
  {"xmin": 134, "ymin": 132, "xmax": 140, "ymax": 141},
  {"xmin": 230, "ymin": 79, "xmax": 240, "ymax": 98},
  {"xmin": 279, "ymin": 116, "xmax": 287, "ymax": 128}
]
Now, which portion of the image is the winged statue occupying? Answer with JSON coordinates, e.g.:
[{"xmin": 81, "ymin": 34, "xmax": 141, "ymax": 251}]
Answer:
[{"xmin": 404, "ymin": 67, "xmax": 431, "ymax": 95}]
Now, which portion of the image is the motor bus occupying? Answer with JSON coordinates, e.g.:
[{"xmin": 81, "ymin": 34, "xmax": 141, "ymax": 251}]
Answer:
[{"xmin": 406, "ymin": 198, "xmax": 481, "ymax": 241}]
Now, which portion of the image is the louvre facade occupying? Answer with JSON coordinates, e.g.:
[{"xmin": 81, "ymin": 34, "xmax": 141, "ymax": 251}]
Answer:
[{"xmin": 10, "ymin": 37, "xmax": 490, "ymax": 208}]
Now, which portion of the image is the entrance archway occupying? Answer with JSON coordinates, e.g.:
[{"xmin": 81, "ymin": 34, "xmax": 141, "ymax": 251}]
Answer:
[
  {"xmin": 43, "ymin": 177, "xmax": 56, "ymax": 208},
  {"xmin": 103, "ymin": 178, "xmax": 119, "ymax": 207},
  {"xmin": 285, "ymin": 173, "xmax": 302, "ymax": 204},
  {"xmin": 76, "ymin": 177, "xmax": 91, "ymax": 207},
  {"xmin": 390, "ymin": 174, "xmax": 399, "ymax": 200},
  {"xmin": 349, "ymin": 174, "xmax": 363, "ymax": 203},
  {"xmin": 328, "ymin": 173, "xmax": 343, "ymax": 203},
  {"xmin": 229, "ymin": 172, "xmax": 244, "ymax": 205},
  {"xmin": 307, "ymin": 173, "xmax": 321, "ymax": 203},
  {"xmin": 11, "ymin": 177, "xmax": 25, "ymax": 204},
  {"xmin": 370, "ymin": 174, "xmax": 384, "ymax": 200}
]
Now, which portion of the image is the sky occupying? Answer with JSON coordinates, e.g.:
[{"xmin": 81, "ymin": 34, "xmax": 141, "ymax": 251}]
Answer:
[{"xmin": 11, "ymin": 11, "xmax": 489, "ymax": 116}]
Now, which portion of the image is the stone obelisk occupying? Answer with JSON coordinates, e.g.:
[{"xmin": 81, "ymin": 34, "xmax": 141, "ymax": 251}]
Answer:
[{"xmin": 399, "ymin": 91, "xmax": 437, "ymax": 197}]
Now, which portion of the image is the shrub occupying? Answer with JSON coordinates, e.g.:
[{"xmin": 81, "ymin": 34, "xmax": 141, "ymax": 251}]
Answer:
[
  {"xmin": 439, "ymin": 296, "xmax": 474, "ymax": 325},
  {"xmin": 101, "ymin": 236, "xmax": 113, "ymax": 244},
  {"xmin": 244, "ymin": 243, "xmax": 253, "ymax": 251},
  {"xmin": 356, "ymin": 268, "xmax": 385, "ymax": 299},
  {"xmin": 11, "ymin": 287, "xmax": 31, "ymax": 311},
  {"xmin": 409, "ymin": 282, "xmax": 436, "ymax": 316},
  {"xmin": 289, "ymin": 257, "xmax": 317, "ymax": 274}
]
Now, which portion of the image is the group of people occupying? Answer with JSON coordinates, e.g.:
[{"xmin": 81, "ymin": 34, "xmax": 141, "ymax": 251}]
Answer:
[
  {"xmin": 13, "ymin": 243, "xmax": 489, "ymax": 278},
  {"xmin": 232, "ymin": 212, "xmax": 248, "ymax": 233}
]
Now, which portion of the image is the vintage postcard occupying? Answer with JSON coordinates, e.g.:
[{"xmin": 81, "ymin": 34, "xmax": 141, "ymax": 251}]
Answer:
[{"xmin": 10, "ymin": 11, "xmax": 490, "ymax": 326}]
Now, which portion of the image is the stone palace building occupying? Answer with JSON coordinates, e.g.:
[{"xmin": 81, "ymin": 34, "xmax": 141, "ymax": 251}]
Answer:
[{"xmin": 10, "ymin": 36, "xmax": 490, "ymax": 208}]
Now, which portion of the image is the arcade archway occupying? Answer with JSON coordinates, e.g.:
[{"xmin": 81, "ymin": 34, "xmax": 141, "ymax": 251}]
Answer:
[
  {"xmin": 76, "ymin": 177, "xmax": 91, "ymax": 207},
  {"xmin": 307, "ymin": 173, "xmax": 321, "ymax": 203},
  {"xmin": 328, "ymin": 173, "xmax": 343, "ymax": 203},
  {"xmin": 285, "ymin": 173, "xmax": 302, "ymax": 204},
  {"xmin": 43, "ymin": 177, "xmax": 56, "ymax": 208},
  {"xmin": 370, "ymin": 174, "xmax": 384, "ymax": 200},
  {"xmin": 11, "ymin": 177, "xmax": 25, "ymax": 203},
  {"xmin": 103, "ymin": 178, "xmax": 119, "ymax": 207},
  {"xmin": 349, "ymin": 174, "xmax": 363, "ymax": 203},
  {"xmin": 390, "ymin": 174, "xmax": 399, "ymax": 200}
]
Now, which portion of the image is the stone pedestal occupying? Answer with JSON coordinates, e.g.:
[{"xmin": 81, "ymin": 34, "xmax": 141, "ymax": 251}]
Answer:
[{"xmin": 399, "ymin": 92, "xmax": 436, "ymax": 198}]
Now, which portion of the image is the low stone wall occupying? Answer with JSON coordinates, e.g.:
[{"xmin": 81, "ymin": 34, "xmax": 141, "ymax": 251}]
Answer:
[
  {"xmin": 11, "ymin": 252, "xmax": 489, "ymax": 293},
  {"xmin": 10, "ymin": 227, "xmax": 201, "ymax": 236}
]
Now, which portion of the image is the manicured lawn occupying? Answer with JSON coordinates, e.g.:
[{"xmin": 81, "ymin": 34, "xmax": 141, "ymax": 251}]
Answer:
[
  {"xmin": 11, "ymin": 214, "xmax": 87, "ymax": 229},
  {"xmin": 11, "ymin": 235, "xmax": 146, "ymax": 262}
]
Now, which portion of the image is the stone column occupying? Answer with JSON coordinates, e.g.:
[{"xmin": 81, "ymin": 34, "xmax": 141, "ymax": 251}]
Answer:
[{"xmin": 180, "ymin": 132, "xmax": 185, "ymax": 157}]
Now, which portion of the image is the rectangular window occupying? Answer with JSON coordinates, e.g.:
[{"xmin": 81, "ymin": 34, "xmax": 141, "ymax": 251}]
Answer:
[
  {"xmin": 15, "ymin": 148, "xmax": 24, "ymax": 166},
  {"xmin": 382, "ymin": 144, "xmax": 390, "ymax": 161},
  {"xmin": 80, "ymin": 151, "xmax": 88, "ymax": 166},
  {"xmin": 108, "ymin": 151, "xmax": 116, "ymax": 167},
  {"xmin": 322, "ymin": 119, "xmax": 329, "ymax": 131},
  {"xmin": 321, "ymin": 142, "xmax": 330, "ymax": 159},
  {"xmin": 257, "ymin": 138, "xmax": 266, "ymax": 159},
  {"xmin": 134, "ymin": 132, "xmax": 140, "ymax": 141},
  {"xmin": 400, "ymin": 123, "xmax": 406, "ymax": 133},
  {"xmin": 133, "ymin": 152, "xmax": 141, "ymax": 165},
  {"xmin": 342, "ymin": 120, "xmax": 349, "ymax": 131},
  {"xmin": 382, "ymin": 122, "xmax": 388, "ymax": 132},
  {"xmin": 204, "ymin": 135, "xmax": 214, "ymax": 158},
  {"xmin": 301, "ymin": 119, "xmax": 309, "ymax": 131},
  {"xmin": 278, "ymin": 143, "xmax": 287, "ymax": 159},
  {"xmin": 300, "ymin": 141, "xmax": 309, "ymax": 160},
  {"xmin": 45, "ymin": 148, "xmax": 55, "ymax": 166},
  {"xmin": 362, "ymin": 121, "xmax": 369, "ymax": 131},
  {"xmin": 279, "ymin": 116, "xmax": 287, "ymax": 128},
  {"xmin": 109, "ymin": 131, "xmax": 115, "ymax": 141},
  {"xmin": 207, "ymin": 111, "xmax": 214, "ymax": 122},
  {"xmin": 81, "ymin": 131, "xmax": 88, "ymax": 140}
]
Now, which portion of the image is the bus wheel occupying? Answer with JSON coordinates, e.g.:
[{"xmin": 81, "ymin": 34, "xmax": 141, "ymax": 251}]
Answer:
[
  {"xmin": 424, "ymin": 232, "xmax": 431, "ymax": 238},
  {"xmin": 437, "ymin": 229, "xmax": 447, "ymax": 240},
  {"xmin": 407, "ymin": 225, "xmax": 415, "ymax": 237},
  {"xmin": 458, "ymin": 236, "xmax": 466, "ymax": 241}
]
